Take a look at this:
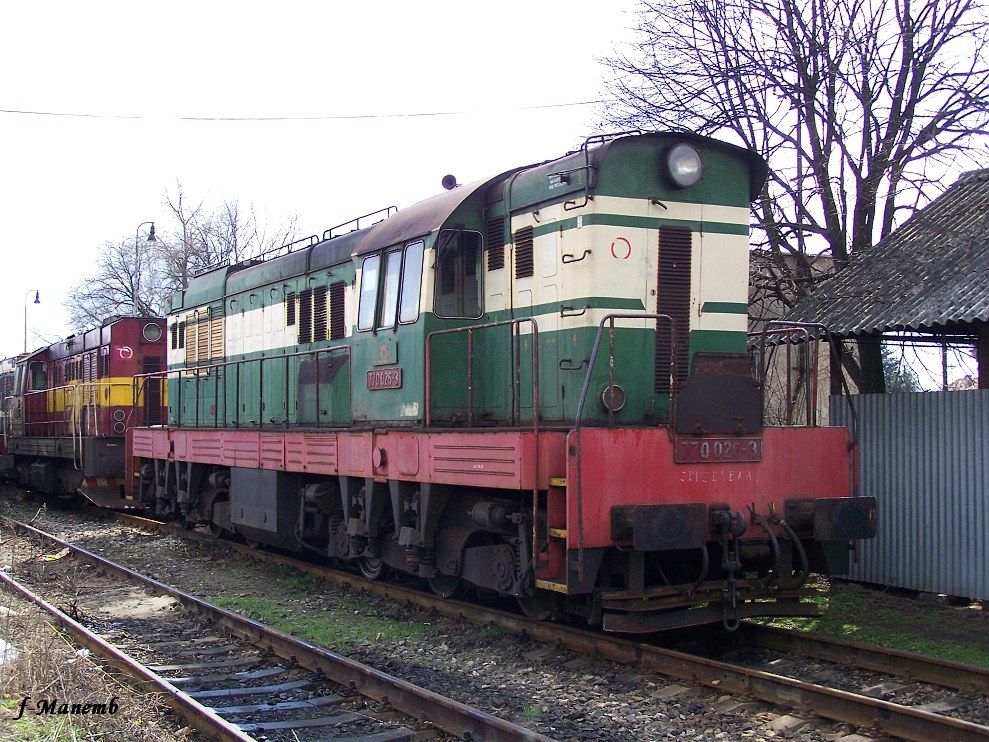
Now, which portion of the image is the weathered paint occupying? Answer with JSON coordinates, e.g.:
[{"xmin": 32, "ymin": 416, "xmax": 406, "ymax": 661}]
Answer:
[
  {"xmin": 130, "ymin": 426, "xmax": 567, "ymax": 491},
  {"xmin": 567, "ymin": 426, "xmax": 854, "ymax": 548}
]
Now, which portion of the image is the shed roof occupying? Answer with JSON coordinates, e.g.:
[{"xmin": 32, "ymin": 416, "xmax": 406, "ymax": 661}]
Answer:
[{"xmin": 787, "ymin": 169, "xmax": 989, "ymax": 335}]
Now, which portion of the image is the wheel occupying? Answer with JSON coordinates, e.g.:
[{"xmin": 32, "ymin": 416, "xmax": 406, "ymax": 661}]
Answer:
[
  {"xmin": 427, "ymin": 574, "xmax": 462, "ymax": 598},
  {"xmin": 357, "ymin": 556, "xmax": 384, "ymax": 581},
  {"xmin": 517, "ymin": 588, "xmax": 555, "ymax": 621}
]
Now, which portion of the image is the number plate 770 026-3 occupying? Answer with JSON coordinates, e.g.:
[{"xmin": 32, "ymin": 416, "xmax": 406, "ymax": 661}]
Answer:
[{"xmin": 674, "ymin": 437, "xmax": 763, "ymax": 464}]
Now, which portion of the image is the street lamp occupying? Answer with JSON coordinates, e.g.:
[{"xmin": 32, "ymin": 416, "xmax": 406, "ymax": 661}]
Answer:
[
  {"xmin": 23, "ymin": 289, "xmax": 40, "ymax": 354},
  {"xmin": 134, "ymin": 221, "xmax": 157, "ymax": 315}
]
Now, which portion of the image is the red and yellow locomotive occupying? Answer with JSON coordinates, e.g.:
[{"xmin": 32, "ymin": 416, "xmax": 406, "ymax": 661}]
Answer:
[{"xmin": 1, "ymin": 316, "xmax": 166, "ymax": 506}]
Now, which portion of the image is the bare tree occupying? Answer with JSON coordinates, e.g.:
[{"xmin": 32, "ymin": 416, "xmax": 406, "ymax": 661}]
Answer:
[
  {"xmin": 162, "ymin": 181, "xmax": 205, "ymax": 292},
  {"xmin": 192, "ymin": 200, "xmax": 299, "ymax": 271},
  {"xmin": 65, "ymin": 238, "xmax": 171, "ymax": 329},
  {"xmin": 604, "ymin": 0, "xmax": 989, "ymax": 391},
  {"xmin": 67, "ymin": 185, "xmax": 301, "ymax": 330},
  {"xmin": 158, "ymin": 187, "xmax": 300, "ymax": 289}
]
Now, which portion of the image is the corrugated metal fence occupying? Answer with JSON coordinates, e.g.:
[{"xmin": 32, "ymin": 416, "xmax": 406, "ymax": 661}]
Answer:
[{"xmin": 830, "ymin": 390, "xmax": 988, "ymax": 600}]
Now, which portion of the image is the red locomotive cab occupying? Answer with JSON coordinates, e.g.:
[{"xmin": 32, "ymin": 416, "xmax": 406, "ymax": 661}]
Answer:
[{"xmin": 103, "ymin": 319, "xmax": 167, "ymax": 432}]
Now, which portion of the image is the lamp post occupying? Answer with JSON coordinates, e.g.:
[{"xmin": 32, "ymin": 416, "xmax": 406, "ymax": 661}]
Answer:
[
  {"xmin": 23, "ymin": 289, "xmax": 40, "ymax": 354},
  {"xmin": 134, "ymin": 221, "xmax": 157, "ymax": 315}
]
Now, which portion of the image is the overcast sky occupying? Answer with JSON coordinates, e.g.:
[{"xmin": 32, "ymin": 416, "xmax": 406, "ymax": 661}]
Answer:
[{"xmin": 0, "ymin": 0, "xmax": 640, "ymax": 356}]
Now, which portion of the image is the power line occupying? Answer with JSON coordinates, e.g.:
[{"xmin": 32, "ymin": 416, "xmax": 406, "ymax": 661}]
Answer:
[{"xmin": 0, "ymin": 99, "xmax": 604, "ymax": 121}]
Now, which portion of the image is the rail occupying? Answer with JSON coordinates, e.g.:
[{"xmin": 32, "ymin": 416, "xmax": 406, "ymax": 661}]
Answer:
[
  {"xmin": 0, "ymin": 567, "xmax": 254, "ymax": 741},
  {"xmin": 2, "ymin": 515, "xmax": 551, "ymax": 741},
  {"xmin": 131, "ymin": 344, "xmax": 351, "ymax": 429},
  {"xmin": 751, "ymin": 325, "xmax": 817, "ymax": 426},
  {"xmin": 85, "ymin": 508, "xmax": 989, "ymax": 742},
  {"xmin": 424, "ymin": 317, "xmax": 540, "ymax": 429},
  {"xmin": 571, "ymin": 312, "xmax": 677, "ymax": 580},
  {"xmin": 561, "ymin": 130, "xmax": 642, "ymax": 211},
  {"xmin": 17, "ymin": 380, "xmax": 152, "ymax": 438},
  {"xmin": 425, "ymin": 318, "xmax": 541, "ymax": 583},
  {"xmin": 322, "ymin": 206, "xmax": 397, "ymax": 240},
  {"xmin": 749, "ymin": 320, "xmax": 859, "ymax": 438}
]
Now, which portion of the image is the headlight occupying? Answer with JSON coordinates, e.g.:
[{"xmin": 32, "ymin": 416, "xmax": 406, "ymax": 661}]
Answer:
[
  {"xmin": 666, "ymin": 143, "xmax": 703, "ymax": 188},
  {"xmin": 142, "ymin": 323, "xmax": 163, "ymax": 343}
]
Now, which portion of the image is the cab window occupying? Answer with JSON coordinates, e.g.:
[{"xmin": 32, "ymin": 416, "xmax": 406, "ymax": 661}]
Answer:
[
  {"xmin": 378, "ymin": 251, "xmax": 402, "ymax": 330},
  {"xmin": 399, "ymin": 241, "xmax": 425, "ymax": 323},
  {"xmin": 433, "ymin": 230, "xmax": 482, "ymax": 319},
  {"xmin": 357, "ymin": 255, "xmax": 380, "ymax": 331},
  {"xmin": 358, "ymin": 241, "xmax": 427, "ymax": 331},
  {"xmin": 29, "ymin": 362, "xmax": 46, "ymax": 391}
]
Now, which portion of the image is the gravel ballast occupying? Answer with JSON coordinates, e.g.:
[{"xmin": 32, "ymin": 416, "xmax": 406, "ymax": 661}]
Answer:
[{"xmin": 2, "ymin": 495, "xmax": 958, "ymax": 741}]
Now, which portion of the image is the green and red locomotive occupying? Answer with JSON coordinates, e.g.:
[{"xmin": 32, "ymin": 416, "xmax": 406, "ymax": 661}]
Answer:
[
  {"xmin": 126, "ymin": 131, "xmax": 876, "ymax": 631},
  {"xmin": 0, "ymin": 317, "xmax": 166, "ymax": 506}
]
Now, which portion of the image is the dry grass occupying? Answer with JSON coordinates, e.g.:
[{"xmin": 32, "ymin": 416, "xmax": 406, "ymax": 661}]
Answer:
[{"xmin": 0, "ymin": 533, "xmax": 193, "ymax": 741}]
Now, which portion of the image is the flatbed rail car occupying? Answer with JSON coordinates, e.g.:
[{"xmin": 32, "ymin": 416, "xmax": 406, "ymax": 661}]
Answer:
[
  {"xmin": 126, "ymin": 132, "xmax": 877, "ymax": 631},
  {"xmin": 1, "ymin": 316, "xmax": 166, "ymax": 507}
]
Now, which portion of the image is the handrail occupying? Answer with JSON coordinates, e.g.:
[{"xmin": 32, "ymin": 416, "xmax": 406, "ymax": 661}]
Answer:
[
  {"xmin": 322, "ymin": 206, "xmax": 397, "ymax": 241},
  {"xmin": 562, "ymin": 130, "xmax": 642, "ymax": 211},
  {"xmin": 572, "ymin": 312, "xmax": 677, "ymax": 581},
  {"xmin": 749, "ymin": 319, "xmax": 858, "ymax": 435},
  {"xmin": 424, "ymin": 318, "xmax": 541, "ymax": 429},
  {"xmin": 132, "ymin": 344, "xmax": 351, "ymax": 430},
  {"xmin": 18, "ymin": 381, "xmax": 140, "ymax": 438},
  {"xmin": 751, "ymin": 326, "xmax": 813, "ymax": 426},
  {"xmin": 424, "ymin": 318, "xmax": 541, "ymax": 586}
]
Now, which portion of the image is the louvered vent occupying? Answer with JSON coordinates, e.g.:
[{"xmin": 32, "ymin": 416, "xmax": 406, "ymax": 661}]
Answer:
[
  {"xmin": 196, "ymin": 313, "xmax": 210, "ymax": 365},
  {"xmin": 143, "ymin": 356, "xmax": 163, "ymax": 425},
  {"xmin": 209, "ymin": 317, "xmax": 224, "ymax": 359},
  {"xmin": 185, "ymin": 317, "xmax": 198, "ymax": 364},
  {"xmin": 329, "ymin": 282, "xmax": 346, "ymax": 340},
  {"xmin": 514, "ymin": 226, "xmax": 534, "ymax": 279},
  {"xmin": 286, "ymin": 292, "xmax": 296, "ymax": 326},
  {"xmin": 486, "ymin": 217, "xmax": 505, "ymax": 270},
  {"xmin": 298, "ymin": 289, "xmax": 313, "ymax": 344},
  {"xmin": 170, "ymin": 324, "xmax": 178, "ymax": 350},
  {"xmin": 313, "ymin": 285, "xmax": 328, "ymax": 342},
  {"xmin": 655, "ymin": 227, "xmax": 692, "ymax": 395},
  {"xmin": 178, "ymin": 322, "xmax": 185, "ymax": 349}
]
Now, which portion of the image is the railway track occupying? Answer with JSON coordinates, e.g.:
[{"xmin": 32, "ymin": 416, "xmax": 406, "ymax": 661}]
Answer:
[
  {"xmin": 0, "ymin": 514, "xmax": 551, "ymax": 742},
  {"xmin": 8, "ymin": 505, "xmax": 989, "ymax": 741}
]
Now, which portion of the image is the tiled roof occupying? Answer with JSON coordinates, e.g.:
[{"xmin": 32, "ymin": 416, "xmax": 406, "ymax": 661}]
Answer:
[{"xmin": 787, "ymin": 169, "xmax": 989, "ymax": 335}]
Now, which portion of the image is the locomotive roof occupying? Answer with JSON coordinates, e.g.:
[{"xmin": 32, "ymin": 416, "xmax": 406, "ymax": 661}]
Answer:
[
  {"xmin": 18, "ymin": 316, "xmax": 163, "ymax": 364},
  {"xmin": 173, "ymin": 169, "xmax": 517, "ymax": 311},
  {"xmin": 173, "ymin": 132, "xmax": 767, "ymax": 312}
]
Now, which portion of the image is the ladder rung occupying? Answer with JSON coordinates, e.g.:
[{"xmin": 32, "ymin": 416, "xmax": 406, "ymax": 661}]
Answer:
[
  {"xmin": 549, "ymin": 476, "xmax": 567, "ymax": 488},
  {"xmin": 548, "ymin": 528, "xmax": 568, "ymax": 539}
]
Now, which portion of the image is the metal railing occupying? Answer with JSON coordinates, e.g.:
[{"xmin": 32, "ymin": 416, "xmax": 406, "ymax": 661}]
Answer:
[
  {"xmin": 424, "ymin": 318, "xmax": 540, "ymax": 429},
  {"xmin": 17, "ymin": 381, "xmax": 141, "ymax": 437},
  {"xmin": 425, "ymin": 318, "xmax": 542, "ymax": 583},
  {"xmin": 749, "ymin": 320, "xmax": 858, "ymax": 435},
  {"xmin": 131, "ymin": 345, "xmax": 352, "ymax": 429},
  {"xmin": 573, "ymin": 312, "xmax": 678, "ymax": 430},
  {"xmin": 571, "ymin": 312, "xmax": 677, "ymax": 580},
  {"xmin": 323, "ymin": 206, "xmax": 397, "ymax": 240}
]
